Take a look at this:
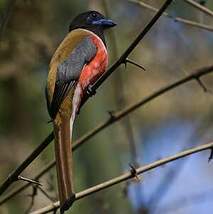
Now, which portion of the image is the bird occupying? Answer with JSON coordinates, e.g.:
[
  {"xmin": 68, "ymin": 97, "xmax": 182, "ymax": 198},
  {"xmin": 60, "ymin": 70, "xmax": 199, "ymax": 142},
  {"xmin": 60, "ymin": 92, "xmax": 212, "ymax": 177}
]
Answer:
[{"xmin": 45, "ymin": 11, "xmax": 116, "ymax": 213}]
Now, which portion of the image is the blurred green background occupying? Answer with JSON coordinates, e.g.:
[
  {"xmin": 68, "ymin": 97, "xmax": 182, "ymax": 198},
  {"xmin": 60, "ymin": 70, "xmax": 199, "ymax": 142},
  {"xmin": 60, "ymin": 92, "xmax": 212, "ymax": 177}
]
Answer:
[{"xmin": 0, "ymin": 0, "xmax": 213, "ymax": 213}]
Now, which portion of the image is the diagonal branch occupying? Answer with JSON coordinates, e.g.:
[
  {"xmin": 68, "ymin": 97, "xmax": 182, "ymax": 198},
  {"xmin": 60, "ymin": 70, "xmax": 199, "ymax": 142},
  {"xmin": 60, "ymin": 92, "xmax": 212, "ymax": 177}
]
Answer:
[
  {"xmin": 0, "ymin": 161, "xmax": 55, "ymax": 205},
  {"xmin": 0, "ymin": 0, "xmax": 174, "ymax": 197},
  {"xmin": 0, "ymin": 133, "xmax": 54, "ymax": 196},
  {"xmin": 183, "ymin": 0, "xmax": 213, "ymax": 17},
  {"xmin": 0, "ymin": 64, "xmax": 213, "ymax": 205},
  {"xmin": 86, "ymin": 0, "xmax": 174, "ymax": 95},
  {"xmin": 30, "ymin": 141, "xmax": 213, "ymax": 214},
  {"xmin": 131, "ymin": 0, "xmax": 213, "ymax": 31}
]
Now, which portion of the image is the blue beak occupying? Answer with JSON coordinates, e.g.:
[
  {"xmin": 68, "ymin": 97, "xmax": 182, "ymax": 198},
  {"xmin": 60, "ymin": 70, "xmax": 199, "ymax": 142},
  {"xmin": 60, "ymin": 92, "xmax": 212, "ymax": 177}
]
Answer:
[{"xmin": 92, "ymin": 19, "xmax": 116, "ymax": 27}]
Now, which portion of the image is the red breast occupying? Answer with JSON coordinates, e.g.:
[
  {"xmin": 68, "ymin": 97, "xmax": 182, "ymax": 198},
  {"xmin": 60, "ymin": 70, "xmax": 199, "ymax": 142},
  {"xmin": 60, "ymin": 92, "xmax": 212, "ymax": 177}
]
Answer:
[{"xmin": 79, "ymin": 34, "xmax": 108, "ymax": 90}]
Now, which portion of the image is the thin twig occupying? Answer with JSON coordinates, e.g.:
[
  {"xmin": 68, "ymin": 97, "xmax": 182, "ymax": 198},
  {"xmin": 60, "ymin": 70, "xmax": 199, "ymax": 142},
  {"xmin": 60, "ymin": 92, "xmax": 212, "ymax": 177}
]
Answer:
[
  {"xmin": 0, "ymin": 0, "xmax": 174, "ymax": 197},
  {"xmin": 131, "ymin": 0, "xmax": 212, "ymax": 92},
  {"xmin": 30, "ymin": 141, "xmax": 213, "ymax": 214},
  {"xmin": 25, "ymin": 185, "xmax": 55, "ymax": 213},
  {"xmin": 85, "ymin": 0, "xmax": 174, "ymax": 96},
  {"xmin": 25, "ymin": 186, "xmax": 37, "ymax": 214},
  {"xmin": 130, "ymin": 0, "xmax": 213, "ymax": 31},
  {"xmin": 196, "ymin": 77, "xmax": 209, "ymax": 92},
  {"xmin": 0, "ymin": 161, "xmax": 55, "ymax": 205},
  {"xmin": 125, "ymin": 58, "xmax": 146, "ymax": 71},
  {"xmin": 208, "ymin": 148, "xmax": 213, "ymax": 162},
  {"xmin": 183, "ymin": 0, "xmax": 213, "ymax": 17},
  {"xmin": 0, "ymin": 133, "xmax": 54, "ymax": 196},
  {"xmin": 18, "ymin": 176, "xmax": 42, "ymax": 186},
  {"xmin": 0, "ymin": 64, "xmax": 213, "ymax": 205},
  {"xmin": 37, "ymin": 186, "xmax": 55, "ymax": 202}
]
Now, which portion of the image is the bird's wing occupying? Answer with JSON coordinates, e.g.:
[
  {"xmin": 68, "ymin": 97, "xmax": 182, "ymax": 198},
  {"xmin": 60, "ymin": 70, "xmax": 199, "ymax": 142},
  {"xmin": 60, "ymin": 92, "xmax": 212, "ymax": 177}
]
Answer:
[{"xmin": 49, "ymin": 36, "xmax": 97, "ymax": 119}]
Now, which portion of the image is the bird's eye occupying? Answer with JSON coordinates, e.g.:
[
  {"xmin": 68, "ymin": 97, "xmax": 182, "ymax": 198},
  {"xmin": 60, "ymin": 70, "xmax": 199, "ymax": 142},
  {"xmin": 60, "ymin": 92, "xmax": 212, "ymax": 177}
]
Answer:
[{"xmin": 91, "ymin": 13, "xmax": 97, "ymax": 18}]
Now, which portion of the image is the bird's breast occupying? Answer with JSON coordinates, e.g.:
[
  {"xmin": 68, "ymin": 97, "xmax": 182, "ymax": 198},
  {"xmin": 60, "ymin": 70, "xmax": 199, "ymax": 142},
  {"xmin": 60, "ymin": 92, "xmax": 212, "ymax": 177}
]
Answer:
[{"xmin": 78, "ymin": 34, "xmax": 108, "ymax": 90}]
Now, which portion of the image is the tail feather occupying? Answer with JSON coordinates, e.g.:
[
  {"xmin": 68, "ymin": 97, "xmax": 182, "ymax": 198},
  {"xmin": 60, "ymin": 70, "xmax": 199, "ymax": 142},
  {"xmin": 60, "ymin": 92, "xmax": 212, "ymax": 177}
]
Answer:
[{"xmin": 54, "ymin": 116, "xmax": 75, "ymax": 214}]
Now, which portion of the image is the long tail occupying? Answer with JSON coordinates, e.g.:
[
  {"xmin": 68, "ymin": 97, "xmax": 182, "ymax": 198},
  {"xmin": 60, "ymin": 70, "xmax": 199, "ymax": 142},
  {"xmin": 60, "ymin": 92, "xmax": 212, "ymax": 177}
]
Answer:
[{"xmin": 54, "ymin": 116, "xmax": 75, "ymax": 214}]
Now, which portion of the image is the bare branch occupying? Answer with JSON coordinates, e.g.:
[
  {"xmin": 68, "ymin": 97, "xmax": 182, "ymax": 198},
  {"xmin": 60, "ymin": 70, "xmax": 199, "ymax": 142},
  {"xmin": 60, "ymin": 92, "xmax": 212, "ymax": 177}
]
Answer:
[
  {"xmin": 85, "ymin": 0, "xmax": 174, "ymax": 96},
  {"xmin": 18, "ymin": 176, "xmax": 42, "ymax": 186},
  {"xmin": 25, "ymin": 184, "xmax": 55, "ymax": 213},
  {"xmin": 37, "ymin": 186, "xmax": 55, "ymax": 202},
  {"xmin": 0, "ymin": 0, "xmax": 173, "ymax": 197},
  {"xmin": 30, "ymin": 141, "xmax": 213, "ymax": 214},
  {"xmin": 131, "ymin": 0, "xmax": 213, "ymax": 31},
  {"xmin": 132, "ymin": 2, "xmax": 213, "ymax": 93},
  {"xmin": 183, "ymin": 0, "xmax": 213, "ymax": 17},
  {"xmin": 196, "ymin": 77, "xmax": 210, "ymax": 93},
  {"xmin": 208, "ymin": 148, "xmax": 213, "ymax": 162},
  {"xmin": 0, "ymin": 161, "xmax": 55, "ymax": 205},
  {"xmin": 0, "ymin": 133, "xmax": 54, "ymax": 196},
  {"xmin": 0, "ymin": 64, "xmax": 213, "ymax": 205}
]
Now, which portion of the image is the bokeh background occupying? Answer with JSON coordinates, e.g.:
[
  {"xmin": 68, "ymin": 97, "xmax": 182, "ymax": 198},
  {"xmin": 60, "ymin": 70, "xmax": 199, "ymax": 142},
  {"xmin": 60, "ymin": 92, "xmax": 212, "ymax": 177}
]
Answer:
[{"xmin": 0, "ymin": 0, "xmax": 213, "ymax": 213}]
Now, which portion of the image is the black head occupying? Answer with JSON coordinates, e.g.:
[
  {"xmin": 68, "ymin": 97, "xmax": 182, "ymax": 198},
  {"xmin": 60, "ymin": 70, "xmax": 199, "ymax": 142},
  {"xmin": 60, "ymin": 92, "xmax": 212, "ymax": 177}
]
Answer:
[{"xmin": 69, "ymin": 11, "xmax": 116, "ymax": 43}]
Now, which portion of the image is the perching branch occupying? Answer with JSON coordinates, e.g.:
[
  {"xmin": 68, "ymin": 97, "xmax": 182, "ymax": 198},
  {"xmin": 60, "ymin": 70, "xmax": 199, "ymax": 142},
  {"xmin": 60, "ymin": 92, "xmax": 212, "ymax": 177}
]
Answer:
[
  {"xmin": 86, "ymin": 0, "xmax": 174, "ymax": 95},
  {"xmin": 131, "ymin": 0, "xmax": 213, "ymax": 31},
  {"xmin": 183, "ymin": 0, "xmax": 213, "ymax": 17},
  {"xmin": 30, "ymin": 141, "xmax": 213, "ymax": 214},
  {"xmin": 0, "ymin": 0, "xmax": 174, "ymax": 197},
  {"xmin": 0, "ymin": 64, "xmax": 213, "ymax": 205}
]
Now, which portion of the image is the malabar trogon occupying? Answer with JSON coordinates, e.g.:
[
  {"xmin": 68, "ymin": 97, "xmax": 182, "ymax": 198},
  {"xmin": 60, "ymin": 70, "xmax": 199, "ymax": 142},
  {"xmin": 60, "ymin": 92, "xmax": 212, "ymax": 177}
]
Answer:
[{"xmin": 45, "ymin": 11, "xmax": 116, "ymax": 213}]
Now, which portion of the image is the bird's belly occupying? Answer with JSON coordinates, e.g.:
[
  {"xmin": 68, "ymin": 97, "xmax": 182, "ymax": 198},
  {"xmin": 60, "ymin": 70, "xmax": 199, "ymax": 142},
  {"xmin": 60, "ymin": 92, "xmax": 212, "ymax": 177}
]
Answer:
[{"xmin": 72, "ymin": 34, "xmax": 108, "ymax": 117}]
